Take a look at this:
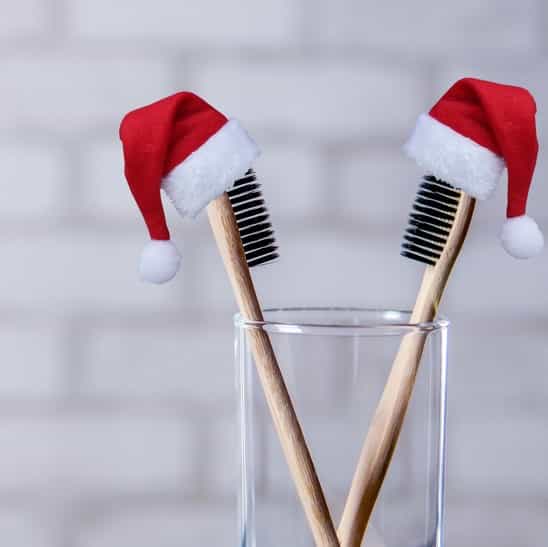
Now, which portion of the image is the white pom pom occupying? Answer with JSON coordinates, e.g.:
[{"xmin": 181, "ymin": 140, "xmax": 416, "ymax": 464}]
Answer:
[
  {"xmin": 500, "ymin": 215, "xmax": 544, "ymax": 259},
  {"xmin": 139, "ymin": 240, "xmax": 181, "ymax": 284}
]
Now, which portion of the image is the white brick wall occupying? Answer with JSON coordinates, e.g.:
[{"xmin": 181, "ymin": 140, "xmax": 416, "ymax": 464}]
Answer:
[
  {"xmin": 194, "ymin": 60, "xmax": 425, "ymax": 139},
  {"xmin": 449, "ymin": 323, "xmax": 548, "ymax": 413},
  {"xmin": 75, "ymin": 508, "xmax": 235, "ymax": 547},
  {"xmin": 443, "ymin": 232, "xmax": 548, "ymax": 315},
  {"xmin": 68, "ymin": 0, "xmax": 300, "ymax": 47},
  {"xmin": 0, "ymin": 232, "xmax": 184, "ymax": 311},
  {"xmin": 0, "ymin": 326, "xmax": 63, "ymax": 399},
  {"xmin": 81, "ymin": 324, "xmax": 235, "ymax": 406},
  {"xmin": 338, "ymin": 147, "xmax": 423, "ymax": 225},
  {"xmin": 0, "ymin": 416, "xmax": 188, "ymax": 491},
  {"xmin": 198, "ymin": 226, "xmax": 424, "ymax": 312},
  {"xmin": 0, "ymin": 510, "xmax": 53, "ymax": 547},
  {"xmin": 0, "ymin": 56, "xmax": 173, "ymax": 133},
  {"xmin": 80, "ymin": 139, "xmax": 133, "ymax": 221},
  {"xmin": 450, "ymin": 415, "xmax": 548, "ymax": 497},
  {"xmin": 255, "ymin": 143, "xmax": 326, "ymax": 218},
  {"xmin": 446, "ymin": 499, "xmax": 548, "ymax": 547},
  {"xmin": 316, "ymin": 0, "xmax": 540, "ymax": 56},
  {"xmin": 206, "ymin": 416, "xmax": 238, "ymax": 497},
  {"xmin": 1, "ymin": 0, "xmax": 547, "ymax": 545},
  {"xmin": 0, "ymin": 144, "xmax": 65, "ymax": 218},
  {"xmin": 0, "ymin": 0, "xmax": 48, "ymax": 38}
]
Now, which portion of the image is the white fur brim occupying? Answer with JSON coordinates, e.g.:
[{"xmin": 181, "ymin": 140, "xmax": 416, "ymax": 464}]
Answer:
[
  {"xmin": 404, "ymin": 113, "xmax": 505, "ymax": 200},
  {"xmin": 162, "ymin": 119, "xmax": 260, "ymax": 218}
]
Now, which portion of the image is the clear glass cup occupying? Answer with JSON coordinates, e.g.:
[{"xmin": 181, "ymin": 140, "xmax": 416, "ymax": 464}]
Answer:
[{"xmin": 235, "ymin": 307, "xmax": 449, "ymax": 547}]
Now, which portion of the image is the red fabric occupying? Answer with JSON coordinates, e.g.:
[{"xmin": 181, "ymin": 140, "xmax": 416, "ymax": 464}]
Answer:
[
  {"xmin": 120, "ymin": 92, "xmax": 227, "ymax": 240},
  {"xmin": 430, "ymin": 78, "xmax": 538, "ymax": 218}
]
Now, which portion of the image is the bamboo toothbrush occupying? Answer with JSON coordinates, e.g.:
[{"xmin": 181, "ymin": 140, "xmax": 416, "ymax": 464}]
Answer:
[
  {"xmin": 338, "ymin": 176, "xmax": 475, "ymax": 547},
  {"xmin": 208, "ymin": 171, "xmax": 339, "ymax": 547},
  {"xmin": 338, "ymin": 76, "xmax": 543, "ymax": 547},
  {"xmin": 120, "ymin": 91, "xmax": 339, "ymax": 546}
]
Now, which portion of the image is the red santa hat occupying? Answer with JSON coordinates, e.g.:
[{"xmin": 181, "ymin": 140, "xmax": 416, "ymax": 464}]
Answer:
[
  {"xmin": 404, "ymin": 77, "xmax": 543, "ymax": 259},
  {"xmin": 120, "ymin": 92, "xmax": 259, "ymax": 283}
]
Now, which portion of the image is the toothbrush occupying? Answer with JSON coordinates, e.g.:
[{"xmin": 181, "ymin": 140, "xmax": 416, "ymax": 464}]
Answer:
[
  {"xmin": 338, "ymin": 78, "xmax": 543, "ymax": 547},
  {"xmin": 208, "ymin": 173, "xmax": 339, "ymax": 547},
  {"xmin": 120, "ymin": 93, "xmax": 339, "ymax": 547},
  {"xmin": 338, "ymin": 176, "xmax": 475, "ymax": 547}
]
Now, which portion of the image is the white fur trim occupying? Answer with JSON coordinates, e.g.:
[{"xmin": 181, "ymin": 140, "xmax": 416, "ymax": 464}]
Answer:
[
  {"xmin": 500, "ymin": 215, "xmax": 544, "ymax": 259},
  {"xmin": 404, "ymin": 113, "xmax": 505, "ymax": 200},
  {"xmin": 139, "ymin": 240, "xmax": 181, "ymax": 284},
  {"xmin": 162, "ymin": 119, "xmax": 260, "ymax": 218}
]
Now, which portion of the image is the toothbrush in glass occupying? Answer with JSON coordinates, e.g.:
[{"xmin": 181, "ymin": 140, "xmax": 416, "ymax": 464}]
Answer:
[
  {"xmin": 120, "ymin": 92, "xmax": 339, "ymax": 546},
  {"xmin": 338, "ymin": 78, "xmax": 543, "ymax": 547}
]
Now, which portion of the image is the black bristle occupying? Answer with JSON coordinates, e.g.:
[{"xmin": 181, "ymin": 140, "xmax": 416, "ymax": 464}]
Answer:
[
  {"xmin": 247, "ymin": 252, "xmax": 280, "ymax": 268},
  {"xmin": 238, "ymin": 221, "xmax": 272, "ymax": 240},
  {"xmin": 415, "ymin": 196, "xmax": 457, "ymax": 214},
  {"xmin": 401, "ymin": 242, "xmax": 441, "ymax": 260},
  {"xmin": 419, "ymin": 183, "xmax": 461, "ymax": 202},
  {"xmin": 243, "ymin": 237, "xmax": 277, "ymax": 253},
  {"xmin": 401, "ymin": 175, "xmax": 462, "ymax": 267},
  {"xmin": 406, "ymin": 225, "xmax": 447, "ymax": 246},
  {"xmin": 227, "ymin": 169, "xmax": 278, "ymax": 268},
  {"xmin": 245, "ymin": 245, "xmax": 279, "ymax": 262},
  {"xmin": 228, "ymin": 169, "xmax": 255, "ymax": 186},
  {"xmin": 409, "ymin": 213, "xmax": 452, "ymax": 231},
  {"xmin": 403, "ymin": 234, "xmax": 444, "ymax": 253},
  {"xmin": 240, "ymin": 227, "xmax": 274, "ymax": 246},
  {"xmin": 412, "ymin": 203, "xmax": 455, "ymax": 223},
  {"xmin": 237, "ymin": 213, "xmax": 270, "ymax": 230},
  {"xmin": 229, "ymin": 190, "xmax": 262, "ymax": 206},
  {"xmin": 227, "ymin": 183, "xmax": 260, "ymax": 199},
  {"xmin": 234, "ymin": 205, "xmax": 267, "ymax": 221},
  {"xmin": 401, "ymin": 250, "xmax": 437, "ymax": 267},
  {"xmin": 423, "ymin": 175, "xmax": 452, "ymax": 188}
]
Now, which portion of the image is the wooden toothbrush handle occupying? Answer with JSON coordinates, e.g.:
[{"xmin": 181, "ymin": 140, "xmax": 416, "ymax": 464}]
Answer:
[
  {"xmin": 207, "ymin": 193, "xmax": 339, "ymax": 547},
  {"xmin": 337, "ymin": 271, "xmax": 434, "ymax": 547},
  {"xmin": 338, "ymin": 193, "xmax": 475, "ymax": 547}
]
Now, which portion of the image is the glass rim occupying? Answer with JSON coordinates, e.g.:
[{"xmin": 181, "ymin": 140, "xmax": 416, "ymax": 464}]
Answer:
[{"xmin": 234, "ymin": 306, "xmax": 449, "ymax": 335}]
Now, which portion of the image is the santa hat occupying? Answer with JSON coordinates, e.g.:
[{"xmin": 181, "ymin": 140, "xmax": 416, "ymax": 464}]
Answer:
[
  {"xmin": 404, "ymin": 77, "xmax": 543, "ymax": 259},
  {"xmin": 119, "ymin": 92, "xmax": 260, "ymax": 283}
]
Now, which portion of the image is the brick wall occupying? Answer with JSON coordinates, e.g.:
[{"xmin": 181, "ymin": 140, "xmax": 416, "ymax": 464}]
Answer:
[{"xmin": 1, "ymin": 1, "xmax": 547, "ymax": 545}]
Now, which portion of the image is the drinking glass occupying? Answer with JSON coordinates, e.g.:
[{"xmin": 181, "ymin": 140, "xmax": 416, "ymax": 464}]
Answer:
[{"xmin": 235, "ymin": 307, "xmax": 448, "ymax": 547}]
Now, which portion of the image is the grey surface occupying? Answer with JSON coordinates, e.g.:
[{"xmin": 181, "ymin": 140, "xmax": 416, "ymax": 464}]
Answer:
[{"xmin": 0, "ymin": 0, "xmax": 547, "ymax": 546}]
